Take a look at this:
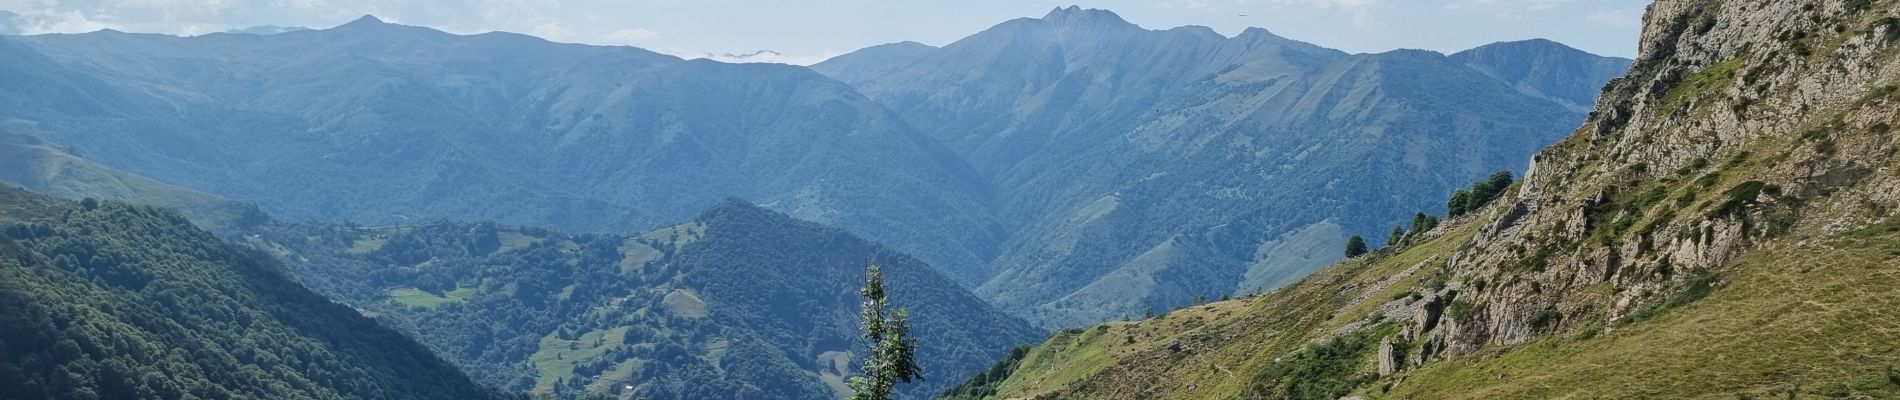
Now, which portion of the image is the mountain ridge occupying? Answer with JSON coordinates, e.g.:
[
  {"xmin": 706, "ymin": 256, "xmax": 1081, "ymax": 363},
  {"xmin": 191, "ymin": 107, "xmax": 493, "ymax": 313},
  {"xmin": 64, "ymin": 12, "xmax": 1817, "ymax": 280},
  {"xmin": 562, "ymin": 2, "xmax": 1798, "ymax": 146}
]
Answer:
[
  {"xmin": 2, "ymin": 18, "xmax": 1005, "ymax": 285},
  {"xmin": 816, "ymin": 7, "xmax": 1632, "ymax": 327}
]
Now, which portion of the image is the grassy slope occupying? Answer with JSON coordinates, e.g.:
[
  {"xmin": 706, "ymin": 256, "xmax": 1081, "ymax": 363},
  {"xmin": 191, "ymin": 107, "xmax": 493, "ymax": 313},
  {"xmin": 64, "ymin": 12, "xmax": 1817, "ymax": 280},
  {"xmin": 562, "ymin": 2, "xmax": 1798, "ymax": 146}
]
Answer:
[
  {"xmin": 983, "ymin": 186, "xmax": 1900, "ymax": 400},
  {"xmin": 1387, "ymin": 222, "xmax": 1900, "ymax": 399},
  {"xmin": 983, "ymin": 220, "xmax": 1487, "ymax": 399},
  {"xmin": 0, "ymin": 133, "xmax": 260, "ymax": 232}
]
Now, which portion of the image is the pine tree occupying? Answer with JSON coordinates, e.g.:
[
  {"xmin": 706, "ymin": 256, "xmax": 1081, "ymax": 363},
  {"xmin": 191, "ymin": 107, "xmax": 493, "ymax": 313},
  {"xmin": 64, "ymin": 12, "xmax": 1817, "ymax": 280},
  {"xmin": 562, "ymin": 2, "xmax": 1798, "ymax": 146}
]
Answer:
[
  {"xmin": 1447, "ymin": 189, "xmax": 1474, "ymax": 217},
  {"xmin": 1388, "ymin": 225, "xmax": 1405, "ymax": 247},
  {"xmin": 848, "ymin": 264, "xmax": 922, "ymax": 400},
  {"xmin": 1344, "ymin": 235, "xmax": 1369, "ymax": 258},
  {"xmin": 1484, "ymin": 170, "xmax": 1515, "ymax": 201}
]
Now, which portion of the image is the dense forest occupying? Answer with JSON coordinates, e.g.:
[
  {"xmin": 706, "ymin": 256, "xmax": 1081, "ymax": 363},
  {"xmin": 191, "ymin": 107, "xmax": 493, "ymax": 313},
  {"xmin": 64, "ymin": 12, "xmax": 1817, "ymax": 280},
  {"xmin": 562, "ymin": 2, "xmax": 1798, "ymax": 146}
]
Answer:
[{"xmin": 0, "ymin": 186, "xmax": 500, "ymax": 400}]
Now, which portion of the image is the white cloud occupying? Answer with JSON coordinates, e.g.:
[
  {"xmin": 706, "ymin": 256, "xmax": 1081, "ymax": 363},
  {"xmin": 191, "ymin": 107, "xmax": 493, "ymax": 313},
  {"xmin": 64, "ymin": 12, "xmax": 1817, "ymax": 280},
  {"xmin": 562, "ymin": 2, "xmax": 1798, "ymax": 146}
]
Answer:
[
  {"xmin": 1274, "ymin": 0, "xmax": 1379, "ymax": 27},
  {"xmin": 702, "ymin": 49, "xmax": 840, "ymax": 66},
  {"xmin": 529, "ymin": 21, "xmax": 574, "ymax": 41},
  {"xmin": 117, "ymin": 0, "xmax": 235, "ymax": 12},
  {"xmin": 8, "ymin": 9, "xmax": 117, "ymax": 34},
  {"xmin": 272, "ymin": 0, "xmax": 325, "ymax": 10},
  {"xmin": 600, "ymin": 27, "xmax": 657, "ymax": 44}
]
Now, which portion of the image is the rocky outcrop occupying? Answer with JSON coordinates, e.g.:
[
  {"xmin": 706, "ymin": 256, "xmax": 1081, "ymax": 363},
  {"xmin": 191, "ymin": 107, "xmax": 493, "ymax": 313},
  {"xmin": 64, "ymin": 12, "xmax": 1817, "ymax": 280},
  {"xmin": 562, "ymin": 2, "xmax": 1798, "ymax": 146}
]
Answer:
[{"xmin": 1379, "ymin": 0, "xmax": 1900, "ymax": 369}]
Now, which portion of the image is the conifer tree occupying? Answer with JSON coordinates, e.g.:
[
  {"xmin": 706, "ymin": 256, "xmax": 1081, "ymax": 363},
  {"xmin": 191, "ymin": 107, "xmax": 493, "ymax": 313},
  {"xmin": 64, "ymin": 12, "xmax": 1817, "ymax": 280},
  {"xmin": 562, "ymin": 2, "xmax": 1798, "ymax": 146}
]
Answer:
[{"xmin": 1344, "ymin": 235, "xmax": 1369, "ymax": 258}]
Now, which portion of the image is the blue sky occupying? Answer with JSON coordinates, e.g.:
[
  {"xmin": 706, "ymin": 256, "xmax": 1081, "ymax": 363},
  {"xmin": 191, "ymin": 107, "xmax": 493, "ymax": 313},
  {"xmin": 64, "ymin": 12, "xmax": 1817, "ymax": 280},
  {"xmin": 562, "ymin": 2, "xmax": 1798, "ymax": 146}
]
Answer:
[{"xmin": 0, "ymin": 0, "xmax": 1649, "ymax": 64}]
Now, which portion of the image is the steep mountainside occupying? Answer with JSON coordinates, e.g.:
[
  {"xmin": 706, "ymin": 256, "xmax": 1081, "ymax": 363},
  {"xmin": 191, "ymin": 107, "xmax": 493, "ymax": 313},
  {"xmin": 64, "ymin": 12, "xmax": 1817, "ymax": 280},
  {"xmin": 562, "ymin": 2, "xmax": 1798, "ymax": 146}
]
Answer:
[
  {"xmin": 815, "ymin": 7, "xmax": 1633, "ymax": 326},
  {"xmin": 0, "ymin": 19, "xmax": 1001, "ymax": 284},
  {"xmin": 0, "ymin": 133, "xmax": 264, "ymax": 231},
  {"xmin": 0, "ymin": 186, "xmax": 499, "ymax": 400},
  {"xmin": 955, "ymin": 0, "xmax": 1900, "ymax": 398},
  {"xmin": 253, "ymin": 201, "xmax": 1042, "ymax": 399}
]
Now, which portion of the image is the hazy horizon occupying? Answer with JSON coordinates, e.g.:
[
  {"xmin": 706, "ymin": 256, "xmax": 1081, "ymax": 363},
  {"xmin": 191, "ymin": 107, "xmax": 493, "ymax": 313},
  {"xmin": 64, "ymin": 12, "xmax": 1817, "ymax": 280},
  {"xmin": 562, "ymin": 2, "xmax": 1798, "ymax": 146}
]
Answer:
[{"xmin": 0, "ymin": 1, "xmax": 1647, "ymax": 65}]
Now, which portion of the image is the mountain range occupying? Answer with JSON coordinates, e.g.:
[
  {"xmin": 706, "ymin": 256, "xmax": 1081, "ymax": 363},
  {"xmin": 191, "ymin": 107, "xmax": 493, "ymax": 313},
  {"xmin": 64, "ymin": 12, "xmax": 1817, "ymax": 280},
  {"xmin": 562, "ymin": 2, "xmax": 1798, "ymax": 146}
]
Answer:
[
  {"xmin": 816, "ymin": 6, "xmax": 1631, "ymax": 326},
  {"xmin": 0, "ymin": 17, "xmax": 1004, "ymax": 286},
  {"xmin": 956, "ymin": 0, "xmax": 1900, "ymax": 397},
  {"xmin": 2, "ymin": 9, "xmax": 1626, "ymax": 329},
  {"xmin": 0, "ymin": 5, "xmax": 1678, "ymax": 400}
]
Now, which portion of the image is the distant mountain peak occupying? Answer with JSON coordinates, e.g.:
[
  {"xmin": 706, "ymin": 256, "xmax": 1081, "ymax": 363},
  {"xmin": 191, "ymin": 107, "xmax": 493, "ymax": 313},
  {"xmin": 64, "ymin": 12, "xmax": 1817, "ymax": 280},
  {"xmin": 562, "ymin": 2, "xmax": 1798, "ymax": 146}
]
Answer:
[
  {"xmin": 336, "ymin": 15, "xmax": 390, "ymax": 29},
  {"xmin": 1235, "ymin": 27, "xmax": 1279, "ymax": 39},
  {"xmin": 1040, "ymin": 5, "xmax": 1135, "ymax": 29},
  {"xmin": 882, "ymin": 41, "xmax": 936, "ymax": 50},
  {"xmin": 1457, "ymin": 38, "xmax": 1582, "ymax": 55}
]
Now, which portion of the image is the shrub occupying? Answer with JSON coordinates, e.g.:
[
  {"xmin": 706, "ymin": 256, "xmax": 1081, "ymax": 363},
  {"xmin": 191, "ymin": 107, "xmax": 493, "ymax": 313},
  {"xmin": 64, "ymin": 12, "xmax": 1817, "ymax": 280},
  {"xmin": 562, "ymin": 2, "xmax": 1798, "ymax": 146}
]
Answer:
[
  {"xmin": 1246, "ymin": 329, "xmax": 1384, "ymax": 400},
  {"xmin": 1530, "ymin": 307, "xmax": 1562, "ymax": 331},
  {"xmin": 1447, "ymin": 300, "xmax": 1477, "ymax": 322},
  {"xmin": 1694, "ymin": 13, "xmax": 1718, "ymax": 35},
  {"xmin": 1708, "ymin": 181, "xmax": 1768, "ymax": 218}
]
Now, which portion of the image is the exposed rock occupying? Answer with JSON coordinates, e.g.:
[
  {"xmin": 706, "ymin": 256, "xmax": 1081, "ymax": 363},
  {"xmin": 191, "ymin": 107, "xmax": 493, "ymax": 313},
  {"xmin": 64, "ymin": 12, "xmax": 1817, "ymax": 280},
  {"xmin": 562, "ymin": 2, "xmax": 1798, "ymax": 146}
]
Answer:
[
  {"xmin": 1412, "ymin": 0, "xmax": 1900, "ymax": 359},
  {"xmin": 1376, "ymin": 337, "xmax": 1400, "ymax": 376}
]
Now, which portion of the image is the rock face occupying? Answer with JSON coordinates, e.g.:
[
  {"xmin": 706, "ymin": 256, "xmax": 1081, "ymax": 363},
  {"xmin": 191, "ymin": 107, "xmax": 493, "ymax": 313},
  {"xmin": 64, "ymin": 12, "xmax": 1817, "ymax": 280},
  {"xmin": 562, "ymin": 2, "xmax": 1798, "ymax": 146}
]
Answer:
[{"xmin": 1385, "ymin": 0, "xmax": 1900, "ymax": 365}]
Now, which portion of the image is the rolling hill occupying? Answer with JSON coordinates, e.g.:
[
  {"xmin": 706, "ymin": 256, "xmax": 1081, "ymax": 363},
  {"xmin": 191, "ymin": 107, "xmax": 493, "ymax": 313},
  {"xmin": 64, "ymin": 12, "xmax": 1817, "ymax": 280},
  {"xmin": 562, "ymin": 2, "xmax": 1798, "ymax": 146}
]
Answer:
[{"xmin": 0, "ymin": 133, "xmax": 264, "ymax": 232}]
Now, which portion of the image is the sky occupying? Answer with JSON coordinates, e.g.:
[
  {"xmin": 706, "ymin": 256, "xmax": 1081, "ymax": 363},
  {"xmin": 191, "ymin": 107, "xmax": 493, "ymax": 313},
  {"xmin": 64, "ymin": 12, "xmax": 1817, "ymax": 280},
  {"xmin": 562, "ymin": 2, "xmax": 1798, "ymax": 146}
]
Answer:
[{"xmin": 0, "ymin": 0, "xmax": 1650, "ymax": 65}]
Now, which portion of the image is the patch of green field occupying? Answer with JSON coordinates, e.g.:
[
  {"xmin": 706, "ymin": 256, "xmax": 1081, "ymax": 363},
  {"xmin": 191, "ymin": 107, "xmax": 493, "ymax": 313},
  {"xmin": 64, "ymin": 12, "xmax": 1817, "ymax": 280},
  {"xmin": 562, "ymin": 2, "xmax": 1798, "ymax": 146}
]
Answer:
[
  {"xmin": 639, "ymin": 222, "xmax": 706, "ymax": 249},
  {"xmin": 816, "ymin": 351, "xmax": 853, "ymax": 399},
  {"xmin": 531, "ymin": 326, "xmax": 632, "ymax": 394},
  {"xmin": 497, "ymin": 231, "xmax": 539, "ymax": 252},
  {"xmin": 618, "ymin": 240, "xmax": 662, "ymax": 275},
  {"xmin": 589, "ymin": 358, "xmax": 643, "ymax": 394},
  {"xmin": 346, "ymin": 236, "xmax": 387, "ymax": 255},
  {"xmin": 700, "ymin": 338, "xmax": 730, "ymax": 363},
  {"xmin": 387, "ymin": 286, "xmax": 479, "ymax": 308},
  {"xmin": 661, "ymin": 289, "xmax": 709, "ymax": 319}
]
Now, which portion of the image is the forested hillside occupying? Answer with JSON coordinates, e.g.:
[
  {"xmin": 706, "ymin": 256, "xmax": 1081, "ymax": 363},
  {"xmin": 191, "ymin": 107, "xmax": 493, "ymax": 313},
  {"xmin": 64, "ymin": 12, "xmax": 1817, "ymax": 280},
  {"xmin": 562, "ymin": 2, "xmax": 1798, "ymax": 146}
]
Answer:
[
  {"xmin": 0, "ymin": 20, "xmax": 1001, "ymax": 285},
  {"xmin": 816, "ymin": 7, "xmax": 1632, "ymax": 326},
  {"xmin": 253, "ymin": 200, "xmax": 1042, "ymax": 399},
  {"xmin": 0, "ymin": 186, "xmax": 499, "ymax": 400},
  {"xmin": 953, "ymin": 0, "xmax": 1900, "ymax": 398}
]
